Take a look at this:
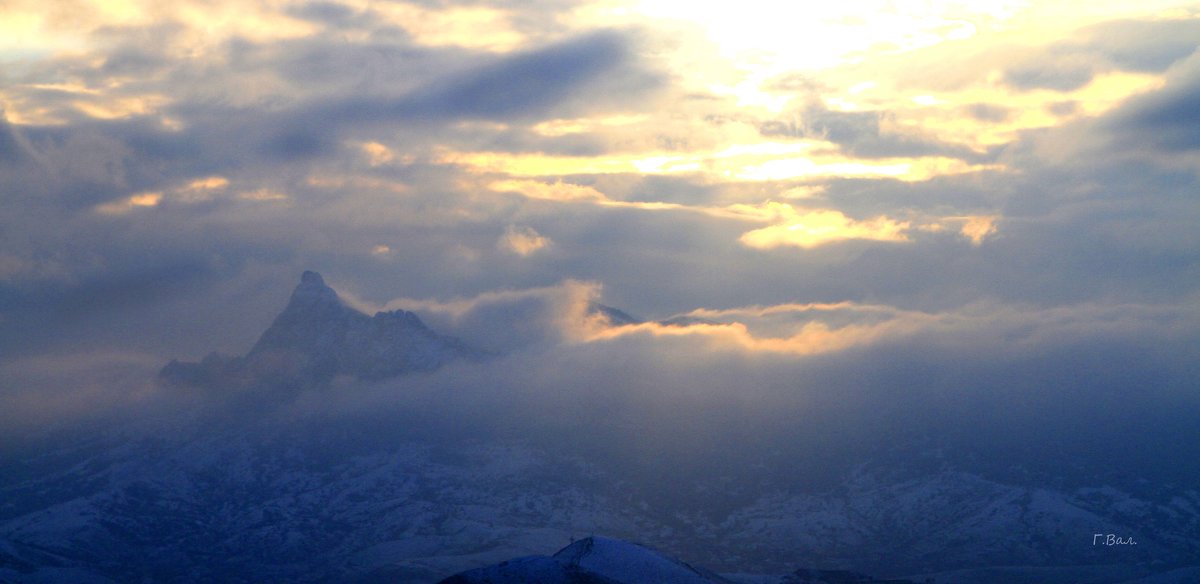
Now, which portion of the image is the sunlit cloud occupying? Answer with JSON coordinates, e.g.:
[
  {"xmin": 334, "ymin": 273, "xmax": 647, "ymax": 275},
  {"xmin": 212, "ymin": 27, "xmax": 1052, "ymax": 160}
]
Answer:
[
  {"xmin": 531, "ymin": 114, "xmax": 651, "ymax": 137},
  {"xmin": 359, "ymin": 142, "xmax": 395, "ymax": 167},
  {"xmin": 920, "ymin": 214, "xmax": 1001, "ymax": 245},
  {"xmin": 451, "ymin": 144, "xmax": 998, "ymax": 182},
  {"xmin": 680, "ymin": 301, "xmax": 907, "ymax": 320},
  {"xmin": 739, "ymin": 209, "xmax": 910, "ymax": 249},
  {"xmin": 174, "ymin": 2, "xmax": 316, "ymax": 44},
  {"xmin": 490, "ymin": 180, "xmax": 609, "ymax": 203},
  {"xmin": 958, "ymin": 215, "xmax": 999, "ymax": 245},
  {"xmin": 489, "ymin": 180, "xmax": 995, "ymax": 250},
  {"xmin": 238, "ymin": 188, "xmax": 288, "ymax": 202},
  {"xmin": 306, "ymin": 175, "xmax": 411, "ymax": 195},
  {"xmin": 94, "ymin": 192, "xmax": 162, "ymax": 215},
  {"xmin": 175, "ymin": 176, "xmax": 230, "ymax": 201},
  {"xmin": 627, "ymin": 0, "xmax": 1016, "ymax": 70},
  {"xmin": 581, "ymin": 319, "xmax": 915, "ymax": 356},
  {"xmin": 369, "ymin": 2, "xmax": 525, "ymax": 52},
  {"xmin": 72, "ymin": 94, "xmax": 170, "ymax": 120},
  {"xmin": 184, "ymin": 176, "xmax": 229, "ymax": 191},
  {"xmin": 500, "ymin": 225, "xmax": 552, "ymax": 256},
  {"xmin": 92, "ymin": 178, "xmax": 288, "ymax": 213},
  {"xmin": 563, "ymin": 292, "xmax": 945, "ymax": 356},
  {"xmin": 888, "ymin": 71, "xmax": 1168, "ymax": 149}
]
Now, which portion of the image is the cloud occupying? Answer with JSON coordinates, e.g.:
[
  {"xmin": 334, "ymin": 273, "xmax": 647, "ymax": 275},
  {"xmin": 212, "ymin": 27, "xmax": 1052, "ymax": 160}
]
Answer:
[
  {"xmin": 499, "ymin": 225, "xmax": 552, "ymax": 256},
  {"xmin": 580, "ymin": 318, "xmax": 915, "ymax": 356},
  {"xmin": 491, "ymin": 179, "xmax": 609, "ymax": 203},
  {"xmin": 759, "ymin": 103, "xmax": 990, "ymax": 161},
  {"xmin": 739, "ymin": 208, "xmax": 910, "ymax": 250},
  {"xmin": 369, "ymin": 3, "xmax": 526, "ymax": 52},
  {"xmin": 999, "ymin": 17, "xmax": 1200, "ymax": 93},
  {"xmin": 1072, "ymin": 17, "xmax": 1200, "ymax": 73},
  {"xmin": 1002, "ymin": 53, "xmax": 1100, "ymax": 92},
  {"xmin": 957, "ymin": 215, "xmax": 998, "ymax": 245},
  {"xmin": 919, "ymin": 215, "xmax": 999, "ymax": 246},
  {"xmin": 964, "ymin": 103, "xmax": 1013, "ymax": 123},
  {"xmin": 316, "ymin": 30, "xmax": 663, "ymax": 125},
  {"xmin": 0, "ymin": 350, "xmax": 162, "ymax": 442},
  {"xmin": 94, "ymin": 191, "xmax": 163, "ymax": 215},
  {"xmin": 492, "ymin": 178, "xmax": 1001, "ymax": 255},
  {"xmin": 258, "ymin": 282, "xmax": 1200, "ymax": 505},
  {"xmin": 1104, "ymin": 51, "xmax": 1200, "ymax": 152},
  {"xmin": 359, "ymin": 280, "xmax": 602, "ymax": 353}
]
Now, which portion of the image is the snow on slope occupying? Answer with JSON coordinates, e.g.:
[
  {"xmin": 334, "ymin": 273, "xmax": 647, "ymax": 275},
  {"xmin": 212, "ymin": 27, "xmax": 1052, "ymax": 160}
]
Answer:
[
  {"xmin": 554, "ymin": 536, "xmax": 732, "ymax": 584},
  {"xmin": 439, "ymin": 536, "xmax": 731, "ymax": 584}
]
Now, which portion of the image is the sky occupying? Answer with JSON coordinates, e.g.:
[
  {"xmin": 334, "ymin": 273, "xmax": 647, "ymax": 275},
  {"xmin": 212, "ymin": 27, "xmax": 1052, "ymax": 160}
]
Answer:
[{"xmin": 2, "ymin": 0, "xmax": 1200, "ymax": 468}]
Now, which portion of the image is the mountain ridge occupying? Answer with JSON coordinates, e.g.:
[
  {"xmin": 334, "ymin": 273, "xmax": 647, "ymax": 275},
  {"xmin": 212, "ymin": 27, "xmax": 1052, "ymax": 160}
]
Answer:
[{"xmin": 159, "ymin": 271, "xmax": 478, "ymax": 389}]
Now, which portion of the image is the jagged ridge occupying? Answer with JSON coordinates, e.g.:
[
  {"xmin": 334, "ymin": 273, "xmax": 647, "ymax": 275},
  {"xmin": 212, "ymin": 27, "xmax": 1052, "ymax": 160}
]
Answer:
[{"xmin": 160, "ymin": 271, "xmax": 477, "ymax": 388}]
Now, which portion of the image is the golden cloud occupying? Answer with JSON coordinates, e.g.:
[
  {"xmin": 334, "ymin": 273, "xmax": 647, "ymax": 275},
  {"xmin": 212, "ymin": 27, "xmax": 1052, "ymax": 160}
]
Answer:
[
  {"xmin": 94, "ymin": 192, "xmax": 162, "ymax": 215},
  {"xmin": 500, "ymin": 225, "xmax": 552, "ymax": 256},
  {"xmin": 575, "ymin": 310, "xmax": 928, "ymax": 357},
  {"xmin": 739, "ymin": 208, "xmax": 910, "ymax": 249}
]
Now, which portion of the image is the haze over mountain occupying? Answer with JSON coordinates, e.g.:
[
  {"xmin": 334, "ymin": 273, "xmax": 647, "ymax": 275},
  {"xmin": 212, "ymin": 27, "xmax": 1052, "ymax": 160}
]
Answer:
[
  {"xmin": 159, "ymin": 271, "xmax": 478, "ymax": 390},
  {"xmin": 2, "ymin": 270, "xmax": 1199, "ymax": 583}
]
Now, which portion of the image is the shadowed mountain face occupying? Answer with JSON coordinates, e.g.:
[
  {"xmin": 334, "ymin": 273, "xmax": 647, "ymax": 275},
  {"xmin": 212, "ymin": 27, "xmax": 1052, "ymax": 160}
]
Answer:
[{"xmin": 159, "ymin": 271, "xmax": 477, "ymax": 389}]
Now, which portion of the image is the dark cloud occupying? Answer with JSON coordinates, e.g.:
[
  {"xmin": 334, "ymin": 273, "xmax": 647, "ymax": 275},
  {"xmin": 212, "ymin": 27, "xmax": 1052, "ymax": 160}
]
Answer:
[
  {"xmin": 1002, "ymin": 53, "xmax": 1098, "ymax": 91},
  {"xmin": 964, "ymin": 102, "xmax": 1012, "ymax": 123},
  {"xmin": 1000, "ymin": 17, "xmax": 1200, "ymax": 92},
  {"xmin": 265, "ymin": 38, "xmax": 454, "ymax": 94},
  {"xmin": 315, "ymin": 30, "xmax": 661, "ymax": 125},
  {"xmin": 91, "ymin": 22, "xmax": 185, "ymax": 77},
  {"xmin": 1046, "ymin": 100, "xmax": 1079, "ymax": 116},
  {"xmin": 286, "ymin": 1, "xmax": 361, "ymax": 26},
  {"xmin": 0, "ymin": 115, "xmax": 30, "ymax": 164},
  {"xmin": 1077, "ymin": 18, "xmax": 1200, "ymax": 73},
  {"xmin": 759, "ymin": 103, "xmax": 991, "ymax": 161},
  {"xmin": 1104, "ymin": 53, "xmax": 1200, "ymax": 152}
]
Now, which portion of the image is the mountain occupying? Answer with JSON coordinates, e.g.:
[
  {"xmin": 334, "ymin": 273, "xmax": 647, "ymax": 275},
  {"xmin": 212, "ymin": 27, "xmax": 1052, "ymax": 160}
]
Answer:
[
  {"xmin": 3, "ymin": 421, "xmax": 1198, "ymax": 583},
  {"xmin": 3, "ymin": 272, "xmax": 1198, "ymax": 583},
  {"xmin": 438, "ymin": 536, "xmax": 733, "ymax": 584},
  {"xmin": 159, "ymin": 271, "xmax": 478, "ymax": 389},
  {"xmin": 438, "ymin": 537, "xmax": 933, "ymax": 584}
]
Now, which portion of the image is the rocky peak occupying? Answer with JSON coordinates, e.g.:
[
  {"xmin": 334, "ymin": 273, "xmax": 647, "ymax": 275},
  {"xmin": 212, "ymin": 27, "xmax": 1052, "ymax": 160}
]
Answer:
[
  {"xmin": 161, "ymin": 271, "xmax": 479, "ymax": 389},
  {"xmin": 248, "ymin": 271, "xmax": 356, "ymax": 358}
]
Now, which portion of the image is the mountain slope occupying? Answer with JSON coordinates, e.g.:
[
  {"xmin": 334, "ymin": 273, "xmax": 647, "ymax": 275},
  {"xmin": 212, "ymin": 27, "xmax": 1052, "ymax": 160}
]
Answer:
[{"xmin": 439, "ymin": 536, "xmax": 732, "ymax": 584}]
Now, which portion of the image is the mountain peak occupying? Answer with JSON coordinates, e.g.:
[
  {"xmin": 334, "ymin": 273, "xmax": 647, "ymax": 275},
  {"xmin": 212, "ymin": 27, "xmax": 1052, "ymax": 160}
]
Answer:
[
  {"xmin": 284, "ymin": 270, "xmax": 341, "ymax": 312},
  {"xmin": 300, "ymin": 270, "xmax": 324, "ymax": 285},
  {"xmin": 439, "ymin": 536, "xmax": 732, "ymax": 584},
  {"xmin": 160, "ymin": 271, "xmax": 480, "ymax": 389}
]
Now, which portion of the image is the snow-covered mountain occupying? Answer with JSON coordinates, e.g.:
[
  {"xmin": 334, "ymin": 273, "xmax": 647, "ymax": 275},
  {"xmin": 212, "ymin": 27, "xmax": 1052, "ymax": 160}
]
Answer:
[
  {"xmin": 159, "ymin": 271, "xmax": 478, "ymax": 389},
  {"xmin": 2, "ymin": 272, "xmax": 1198, "ymax": 583},
  {"xmin": 439, "ymin": 536, "xmax": 734, "ymax": 584},
  {"xmin": 3, "ymin": 418, "xmax": 1197, "ymax": 584}
]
